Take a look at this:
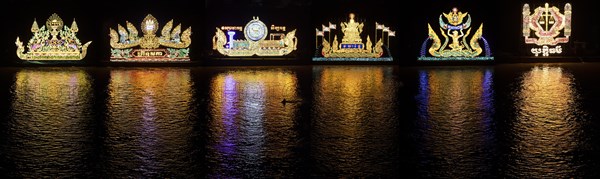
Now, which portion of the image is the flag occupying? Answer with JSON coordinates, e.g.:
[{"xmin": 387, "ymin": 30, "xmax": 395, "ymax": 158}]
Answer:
[
  {"xmin": 383, "ymin": 26, "xmax": 390, "ymax": 32},
  {"xmin": 329, "ymin": 22, "xmax": 336, "ymax": 30},
  {"xmin": 376, "ymin": 22, "xmax": 384, "ymax": 30},
  {"xmin": 388, "ymin": 31, "xmax": 395, "ymax": 37},
  {"xmin": 316, "ymin": 29, "xmax": 324, "ymax": 36},
  {"xmin": 322, "ymin": 25, "xmax": 330, "ymax": 32}
]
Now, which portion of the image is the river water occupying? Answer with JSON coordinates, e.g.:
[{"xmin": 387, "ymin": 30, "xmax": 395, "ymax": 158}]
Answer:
[{"xmin": 1, "ymin": 64, "xmax": 599, "ymax": 178}]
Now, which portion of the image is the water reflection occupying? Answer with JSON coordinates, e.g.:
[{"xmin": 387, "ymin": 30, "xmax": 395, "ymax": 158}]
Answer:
[
  {"xmin": 207, "ymin": 68, "xmax": 300, "ymax": 178},
  {"xmin": 311, "ymin": 66, "xmax": 399, "ymax": 177},
  {"xmin": 5, "ymin": 68, "xmax": 94, "ymax": 178},
  {"xmin": 104, "ymin": 68, "xmax": 196, "ymax": 177},
  {"xmin": 415, "ymin": 68, "xmax": 495, "ymax": 178},
  {"xmin": 509, "ymin": 66, "xmax": 584, "ymax": 178}
]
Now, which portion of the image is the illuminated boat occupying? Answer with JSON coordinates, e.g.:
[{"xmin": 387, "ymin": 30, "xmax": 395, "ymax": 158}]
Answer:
[
  {"xmin": 418, "ymin": 8, "xmax": 493, "ymax": 61},
  {"xmin": 15, "ymin": 13, "xmax": 91, "ymax": 61},
  {"xmin": 313, "ymin": 13, "xmax": 394, "ymax": 61},
  {"xmin": 212, "ymin": 17, "xmax": 297, "ymax": 57},
  {"xmin": 109, "ymin": 14, "xmax": 191, "ymax": 62}
]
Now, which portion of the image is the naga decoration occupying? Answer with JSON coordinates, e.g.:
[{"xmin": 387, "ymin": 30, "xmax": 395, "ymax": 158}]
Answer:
[
  {"xmin": 212, "ymin": 17, "xmax": 297, "ymax": 57},
  {"xmin": 110, "ymin": 14, "xmax": 191, "ymax": 62},
  {"xmin": 419, "ymin": 8, "xmax": 493, "ymax": 60},
  {"xmin": 16, "ymin": 13, "xmax": 91, "ymax": 60},
  {"xmin": 523, "ymin": 3, "xmax": 571, "ymax": 57},
  {"xmin": 314, "ymin": 13, "xmax": 394, "ymax": 61}
]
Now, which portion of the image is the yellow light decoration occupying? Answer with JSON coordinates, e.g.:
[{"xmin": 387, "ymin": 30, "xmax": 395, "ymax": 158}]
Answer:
[
  {"xmin": 15, "ymin": 13, "xmax": 92, "ymax": 60},
  {"xmin": 419, "ymin": 8, "xmax": 493, "ymax": 61},
  {"xmin": 523, "ymin": 3, "xmax": 571, "ymax": 57},
  {"xmin": 110, "ymin": 14, "xmax": 191, "ymax": 62},
  {"xmin": 314, "ymin": 13, "xmax": 393, "ymax": 61},
  {"xmin": 212, "ymin": 17, "xmax": 297, "ymax": 57}
]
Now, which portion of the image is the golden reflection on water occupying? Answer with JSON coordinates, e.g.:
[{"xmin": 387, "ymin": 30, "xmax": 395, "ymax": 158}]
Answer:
[
  {"xmin": 311, "ymin": 66, "xmax": 398, "ymax": 176},
  {"xmin": 105, "ymin": 68, "xmax": 196, "ymax": 177},
  {"xmin": 511, "ymin": 66, "xmax": 582, "ymax": 178},
  {"xmin": 207, "ymin": 68, "xmax": 299, "ymax": 177},
  {"xmin": 416, "ymin": 68, "xmax": 495, "ymax": 177},
  {"xmin": 7, "ymin": 68, "xmax": 93, "ymax": 177}
]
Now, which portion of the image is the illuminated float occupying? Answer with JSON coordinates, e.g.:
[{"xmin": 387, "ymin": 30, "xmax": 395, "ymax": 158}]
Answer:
[
  {"xmin": 212, "ymin": 16, "xmax": 297, "ymax": 57},
  {"xmin": 15, "ymin": 13, "xmax": 91, "ymax": 60},
  {"xmin": 418, "ymin": 8, "xmax": 493, "ymax": 61},
  {"xmin": 523, "ymin": 3, "xmax": 571, "ymax": 57},
  {"xmin": 313, "ymin": 13, "xmax": 394, "ymax": 61},
  {"xmin": 110, "ymin": 14, "xmax": 191, "ymax": 62}
]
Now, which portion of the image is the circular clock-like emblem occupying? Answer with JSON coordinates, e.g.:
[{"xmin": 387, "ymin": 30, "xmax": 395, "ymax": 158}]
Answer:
[{"xmin": 244, "ymin": 17, "xmax": 268, "ymax": 41}]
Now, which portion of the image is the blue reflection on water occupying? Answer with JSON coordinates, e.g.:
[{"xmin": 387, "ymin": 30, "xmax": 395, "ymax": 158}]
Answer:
[
  {"xmin": 416, "ymin": 70, "xmax": 430, "ymax": 125},
  {"xmin": 140, "ymin": 90, "xmax": 158, "ymax": 176},
  {"xmin": 219, "ymin": 75, "xmax": 238, "ymax": 158},
  {"xmin": 415, "ymin": 67, "xmax": 496, "ymax": 178}
]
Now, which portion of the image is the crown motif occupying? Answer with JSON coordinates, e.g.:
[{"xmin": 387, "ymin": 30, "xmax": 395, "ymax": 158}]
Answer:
[
  {"xmin": 419, "ymin": 7, "xmax": 493, "ymax": 61},
  {"xmin": 109, "ymin": 14, "xmax": 191, "ymax": 62},
  {"xmin": 15, "ymin": 13, "xmax": 92, "ymax": 60},
  {"xmin": 212, "ymin": 16, "xmax": 297, "ymax": 57},
  {"xmin": 314, "ymin": 13, "xmax": 394, "ymax": 61},
  {"xmin": 443, "ymin": 8, "xmax": 468, "ymax": 26}
]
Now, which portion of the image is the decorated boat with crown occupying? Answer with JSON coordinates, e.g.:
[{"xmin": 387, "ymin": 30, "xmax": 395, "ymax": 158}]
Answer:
[
  {"xmin": 418, "ymin": 8, "xmax": 493, "ymax": 61},
  {"xmin": 212, "ymin": 16, "xmax": 297, "ymax": 57},
  {"xmin": 16, "ymin": 13, "xmax": 91, "ymax": 61},
  {"xmin": 313, "ymin": 13, "xmax": 394, "ymax": 61},
  {"xmin": 109, "ymin": 14, "xmax": 191, "ymax": 62}
]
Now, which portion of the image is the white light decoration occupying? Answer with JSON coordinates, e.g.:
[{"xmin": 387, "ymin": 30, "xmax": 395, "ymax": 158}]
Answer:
[{"xmin": 523, "ymin": 3, "xmax": 572, "ymax": 57}]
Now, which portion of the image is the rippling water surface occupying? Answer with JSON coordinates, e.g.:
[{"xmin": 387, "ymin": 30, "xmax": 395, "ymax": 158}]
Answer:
[
  {"xmin": 206, "ymin": 68, "xmax": 302, "ymax": 178},
  {"xmin": 311, "ymin": 66, "xmax": 400, "ymax": 177},
  {"xmin": 415, "ymin": 67, "xmax": 496, "ymax": 178},
  {"xmin": 1, "ymin": 64, "xmax": 599, "ymax": 178},
  {"xmin": 507, "ymin": 66, "xmax": 588, "ymax": 178},
  {"xmin": 103, "ymin": 68, "xmax": 198, "ymax": 177},
  {"xmin": 2, "ymin": 68, "xmax": 95, "ymax": 178}
]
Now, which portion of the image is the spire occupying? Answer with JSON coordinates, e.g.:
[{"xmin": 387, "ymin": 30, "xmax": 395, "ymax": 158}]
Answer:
[
  {"xmin": 71, "ymin": 19, "xmax": 79, "ymax": 33},
  {"xmin": 31, "ymin": 19, "xmax": 39, "ymax": 33}
]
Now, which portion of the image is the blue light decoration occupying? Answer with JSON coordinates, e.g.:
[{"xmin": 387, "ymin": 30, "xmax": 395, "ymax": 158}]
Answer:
[
  {"xmin": 418, "ymin": 8, "xmax": 493, "ymax": 61},
  {"xmin": 227, "ymin": 31, "xmax": 236, "ymax": 49}
]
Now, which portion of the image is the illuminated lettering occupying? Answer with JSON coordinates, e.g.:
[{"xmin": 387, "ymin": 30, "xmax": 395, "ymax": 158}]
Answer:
[
  {"xmin": 531, "ymin": 45, "xmax": 562, "ymax": 57},
  {"xmin": 523, "ymin": 3, "xmax": 571, "ymax": 57},
  {"xmin": 16, "ymin": 13, "xmax": 92, "ymax": 60}
]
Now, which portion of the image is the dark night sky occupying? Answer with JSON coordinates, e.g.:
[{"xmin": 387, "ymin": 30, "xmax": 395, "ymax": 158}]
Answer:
[{"xmin": 1, "ymin": 0, "xmax": 598, "ymax": 65}]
